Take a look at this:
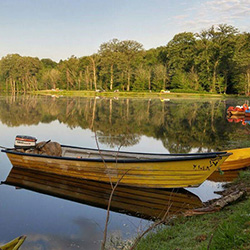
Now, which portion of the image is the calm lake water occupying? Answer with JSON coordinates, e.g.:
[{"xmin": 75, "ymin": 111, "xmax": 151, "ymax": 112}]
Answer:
[{"xmin": 0, "ymin": 95, "xmax": 249, "ymax": 249}]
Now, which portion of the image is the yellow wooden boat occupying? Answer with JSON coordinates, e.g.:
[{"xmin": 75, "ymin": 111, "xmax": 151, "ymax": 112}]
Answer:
[
  {"xmin": 3, "ymin": 166, "xmax": 203, "ymax": 220},
  {"xmin": 0, "ymin": 235, "xmax": 26, "ymax": 250},
  {"xmin": 220, "ymin": 147, "xmax": 250, "ymax": 171},
  {"xmin": 2, "ymin": 144, "xmax": 231, "ymax": 188}
]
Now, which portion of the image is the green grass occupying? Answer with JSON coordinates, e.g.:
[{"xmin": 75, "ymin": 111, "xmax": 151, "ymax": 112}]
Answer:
[
  {"xmin": 135, "ymin": 170, "xmax": 250, "ymax": 250},
  {"xmin": 135, "ymin": 199, "xmax": 250, "ymax": 250},
  {"xmin": 234, "ymin": 170, "xmax": 250, "ymax": 185}
]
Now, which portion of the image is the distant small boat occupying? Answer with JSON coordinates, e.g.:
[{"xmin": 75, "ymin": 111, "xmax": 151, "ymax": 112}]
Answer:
[
  {"xmin": 3, "ymin": 166, "xmax": 203, "ymax": 220},
  {"xmin": 227, "ymin": 104, "xmax": 249, "ymax": 116},
  {"xmin": 1, "ymin": 138, "xmax": 231, "ymax": 188},
  {"xmin": 220, "ymin": 147, "xmax": 250, "ymax": 171}
]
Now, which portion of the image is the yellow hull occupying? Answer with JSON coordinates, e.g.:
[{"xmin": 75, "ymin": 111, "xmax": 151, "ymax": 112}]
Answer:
[
  {"xmin": 230, "ymin": 111, "xmax": 245, "ymax": 116},
  {"xmin": 5, "ymin": 166, "xmax": 203, "ymax": 220},
  {"xmin": 220, "ymin": 147, "xmax": 250, "ymax": 171},
  {"xmin": 0, "ymin": 236, "xmax": 26, "ymax": 250},
  {"xmin": 6, "ymin": 151, "xmax": 229, "ymax": 188}
]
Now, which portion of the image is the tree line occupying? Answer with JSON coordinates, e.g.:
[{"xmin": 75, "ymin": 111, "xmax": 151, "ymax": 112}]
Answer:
[{"xmin": 0, "ymin": 24, "xmax": 249, "ymax": 94}]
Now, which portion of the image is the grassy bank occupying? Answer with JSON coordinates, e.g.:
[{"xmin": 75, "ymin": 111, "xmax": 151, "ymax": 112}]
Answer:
[
  {"xmin": 33, "ymin": 90, "xmax": 225, "ymax": 99},
  {"xmin": 135, "ymin": 170, "xmax": 250, "ymax": 250}
]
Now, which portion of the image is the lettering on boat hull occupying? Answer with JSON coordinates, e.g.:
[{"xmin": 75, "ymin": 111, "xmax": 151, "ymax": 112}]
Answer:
[{"xmin": 193, "ymin": 156, "xmax": 222, "ymax": 171}]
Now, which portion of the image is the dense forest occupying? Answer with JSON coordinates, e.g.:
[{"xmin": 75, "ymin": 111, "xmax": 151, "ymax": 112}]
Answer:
[{"xmin": 0, "ymin": 24, "xmax": 249, "ymax": 94}]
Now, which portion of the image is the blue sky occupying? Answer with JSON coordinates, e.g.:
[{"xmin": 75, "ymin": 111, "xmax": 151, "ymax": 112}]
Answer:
[{"xmin": 0, "ymin": 0, "xmax": 249, "ymax": 61}]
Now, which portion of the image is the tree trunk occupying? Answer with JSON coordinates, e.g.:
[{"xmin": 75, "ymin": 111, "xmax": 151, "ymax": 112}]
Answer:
[
  {"xmin": 148, "ymin": 71, "xmax": 151, "ymax": 91},
  {"xmin": 79, "ymin": 71, "xmax": 83, "ymax": 90},
  {"xmin": 13, "ymin": 79, "xmax": 16, "ymax": 95},
  {"xmin": 85, "ymin": 66, "xmax": 90, "ymax": 90},
  {"xmin": 224, "ymin": 71, "xmax": 228, "ymax": 94},
  {"xmin": 22, "ymin": 77, "xmax": 26, "ymax": 94},
  {"xmin": 110, "ymin": 64, "xmax": 113, "ymax": 90},
  {"xmin": 10, "ymin": 78, "xmax": 13, "ymax": 94},
  {"xmin": 5, "ymin": 79, "xmax": 8, "ymax": 92},
  {"xmin": 247, "ymin": 70, "xmax": 250, "ymax": 96},
  {"xmin": 212, "ymin": 60, "xmax": 219, "ymax": 92},
  {"xmin": 90, "ymin": 57, "xmax": 97, "ymax": 90},
  {"xmin": 127, "ymin": 69, "xmax": 130, "ymax": 91},
  {"xmin": 66, "ymin": 69, "xmax": 70, "ymax": 90}
]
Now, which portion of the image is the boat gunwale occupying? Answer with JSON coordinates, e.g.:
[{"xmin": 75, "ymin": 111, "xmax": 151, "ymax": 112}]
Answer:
[{"xmin": 1, "ymin": 145, "xmax": 232, "ymax": 163}]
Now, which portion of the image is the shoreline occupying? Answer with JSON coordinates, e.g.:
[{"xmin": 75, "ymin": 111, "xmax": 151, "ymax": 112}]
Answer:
[
  {"xmin": 134, "ymin": 169, "xmax": 250, "ymax": 250},
  {"xmin": 33, "ymin": 90, "xmax": 229, "ymax": 99}
]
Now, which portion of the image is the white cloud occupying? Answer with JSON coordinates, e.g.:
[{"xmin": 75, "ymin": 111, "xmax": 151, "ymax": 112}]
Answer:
[
  {"xmin": 175, "ymin": 0, "xmax": 250, "ymax": 32},
  {"xmin": 173, "ymin": 15, "xmax": 189, "ymax": 20}
]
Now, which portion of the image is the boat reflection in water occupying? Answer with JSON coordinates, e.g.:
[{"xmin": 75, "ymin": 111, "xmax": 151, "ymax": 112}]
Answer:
[
  {"xmin": 227, "ymin": 115, "xmax": 250, "ymax": 126},
  {"xmin": 208, "ymin": 170, "xmax": 239, "ymax": 183},
  {"xmin": 3, "ymin": 166, "xmax": 203, "ymax": 221}
]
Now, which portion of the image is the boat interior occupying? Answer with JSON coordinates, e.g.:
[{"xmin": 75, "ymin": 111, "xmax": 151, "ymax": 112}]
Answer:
[{"xmin": 61, "ymin": 146, "xmax": 225, "ymax": 161}]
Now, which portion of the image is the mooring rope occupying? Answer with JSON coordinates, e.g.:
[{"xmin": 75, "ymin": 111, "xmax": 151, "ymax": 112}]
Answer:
[{"xmin": 0, "ymin": 145, "xmax": 13, "ymax": 150}]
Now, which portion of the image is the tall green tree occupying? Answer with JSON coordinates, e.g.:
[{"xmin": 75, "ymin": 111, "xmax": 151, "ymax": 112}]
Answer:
[
  {"xmin": 119, "ymin": 40, "xmax": 144, "ymax": 91},
  {"xmin": 196, "ymin": 24, "xmax": 238, "ymax": 93},
  {"xmin": 232, "ymin": 33, "xmax": 250, "ymax": 94},
  {"xmin": 98, "ymin": 38, "xmax": 121, "ymax": 90}
]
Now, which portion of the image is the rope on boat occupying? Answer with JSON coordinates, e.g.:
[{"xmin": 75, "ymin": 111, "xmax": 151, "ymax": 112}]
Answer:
[
  {"xmin": 0, "ymin": 145, "xmax": 14, "ymax": 150},
  {"xmin": 37, "ymin": 140, "xmax": 51, "ymax": 150}
]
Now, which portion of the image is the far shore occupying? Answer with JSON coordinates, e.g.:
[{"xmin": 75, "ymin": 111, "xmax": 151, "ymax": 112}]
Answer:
[{"xmin": 32, "ymin": 90, "xmax": 236, "ymax": 99}]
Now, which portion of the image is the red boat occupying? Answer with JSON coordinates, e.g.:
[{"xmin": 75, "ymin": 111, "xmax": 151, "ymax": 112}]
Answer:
[{"xmin": 227, "ymin": 104, "xmax": 249, "ymax": 116}]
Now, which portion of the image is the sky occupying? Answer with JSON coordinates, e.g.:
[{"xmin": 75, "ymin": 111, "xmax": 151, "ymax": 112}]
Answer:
[{"xmin": 0, "ymin": 0, "xmax": 249, "ymax": 62}]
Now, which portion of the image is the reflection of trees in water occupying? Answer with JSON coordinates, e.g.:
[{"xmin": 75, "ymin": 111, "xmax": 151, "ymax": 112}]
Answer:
[
  {"xmin": 156, "ymin": 100, "xmax": 230, "ymax": 153},
  {"xmin": 96, "ymin": 131, "xmax": 140, "ymax": 148},
  {"xmin": 161, "ymin": 138, "xmax": 192, "ymax": 154},
  {"xmin": 0, "ymin": 95, "xmax": 250, "ymax": 151}
]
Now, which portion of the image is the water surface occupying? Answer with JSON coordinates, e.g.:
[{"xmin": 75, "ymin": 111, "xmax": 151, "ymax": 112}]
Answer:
[{"xmin": 0, "ymin": 95, "xmax": 248, "ymax": 249}]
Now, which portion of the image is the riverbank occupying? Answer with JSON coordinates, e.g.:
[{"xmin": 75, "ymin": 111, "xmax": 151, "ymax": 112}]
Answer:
[
  {"xmin": 135, "ymin": 170, "xmax": 250, "ymax": 250},
  {"xmin": 33, "ymin": 90, "xmax": 226, "ymax": 99}
]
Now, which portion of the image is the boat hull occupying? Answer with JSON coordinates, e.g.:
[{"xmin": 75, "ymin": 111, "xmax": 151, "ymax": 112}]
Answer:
[
  {"xmin": 230, "ymin": 111, "xmax": 245, "ymax": 116},
  {"xmin": 220, "ymin": 148, "xmax": 250, "ymax": 171},
  {"xmin": 4, "ymin": 149, "xmax": 230, "ymax": 188}
]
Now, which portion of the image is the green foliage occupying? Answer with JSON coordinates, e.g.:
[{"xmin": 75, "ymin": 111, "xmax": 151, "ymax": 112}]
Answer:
[
  {"xmin": 171, "ymin": 70, "xmax": 190, "ymax": 89},
  {"xmin": 0, "ymin": 25, "xmax": 249, "ymax": 94},
  {"xmin": 170, "ymin": 89, "xmax": 208, "ymax": 94}
]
